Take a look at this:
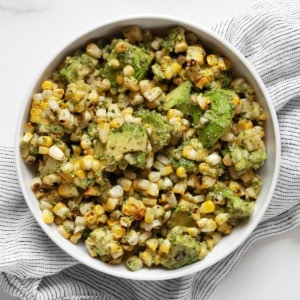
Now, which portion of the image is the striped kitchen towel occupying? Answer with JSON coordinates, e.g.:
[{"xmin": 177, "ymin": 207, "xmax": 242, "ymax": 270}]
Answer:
[{"xmin": 1, "ymin": 0, "xmax": 300, "ymax": 299}]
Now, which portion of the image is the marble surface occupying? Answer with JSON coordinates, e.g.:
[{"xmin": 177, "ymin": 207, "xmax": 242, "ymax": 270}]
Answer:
[{"xmin": 1, "ymin": 0, "xmax": 300, "ymax": 299}]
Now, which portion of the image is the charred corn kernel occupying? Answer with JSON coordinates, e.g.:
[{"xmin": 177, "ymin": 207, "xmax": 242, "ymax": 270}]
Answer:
[
  {"xmin": 84, "ymin": 210, "xmax": 97, "ymax": 225},
  {"xmin": 70, "ymin": 232, "xmax": 82, "ymax": 244},
  {"xmin": 93, "ymin": 204, "xmax": 105, "ymax": 216},
  {"xmin": 222, "ymin": 152, "xmax": 233, "ymax": 166},
  {"xmin": 139, "ymin": 250, "xmax": 153, "ymax": 267},
  {"xmin": 106, "ymin": 218, "xmax": 120, "ymax": 229},
  {"xmin": 184, "ymin": 227, "xmax": 200, "ymax": 237},
  {"xmin": 42, "ymin": 174, "xmax": 62, "ymax": 186},
  {"xmin": 42, "ymin": 209, "xmax": 54, "ymax": 224},
  {"xmin": 187, "ymin": 46, "xmax": 205, "ymax": 64},
  {"xmin": 86, "ymin": 42, "xmax": 102, "ymax": 58},
  {"xmin": 49, "ymin": 145, "xmax": 65, "ymax": 161},
  {"xmin": 106, "ymin": 197, "xmax": 119, "ymax": 212},
  {"xmin": 215, "ymin": 213, "xmax": 229, "ymax": 226},
  {"xmin": 111, "ymin": 224, "xmax": 126, "ymax": 240},
  {"xmin": 229, "ymin": 181, "xmax": 240, "ymax": 192},
  {"xmin": 207, "ymin": 54, "xmax": 218, "ymax": 66},
  {"xmin": 58, "ymin": 183, "xmax": 79, "ymax": 198},
  {"xmin": 41, "ymin": 80, "xmax": 54, "ymax": 90},
  {"xmin": 53, "ymin": 202, "xmax": 71, "ymax": 219},
  {"xmin": 197, "ymin": 218, "xmax": 217, "ymax": 232},
  {"xmin": 238, "ymin": 119, "xmax": 253, "ymax": 130},
  {"xmin": 146, "ymin": 238, "xmax": 159, "ymax": 252},
  {"xmin": 200, "ymin": 200, "xmax": 216, "ymax": 214},
  {"xmin": 172, "ymin": 180, "xmax": 187, "ymax": 195},
  {"xmin": 83, "ymin": 186, "xmax": 102, "ymax": 197},
  {"xmin": 30, "ymin": 177, "xmax": 42, "ymax": 190},
  {"xmin": 160, "ymin": 165, "xmax": 174, "ymax": 177},
  {"xmin": 57, "ymin": 225, "xmax": 71, "ymax": 239}
]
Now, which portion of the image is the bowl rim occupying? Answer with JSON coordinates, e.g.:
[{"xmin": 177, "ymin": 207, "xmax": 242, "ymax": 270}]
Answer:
[{"xmin": 14, "ymin": 14, "xmax": 281, "ymax": 280}]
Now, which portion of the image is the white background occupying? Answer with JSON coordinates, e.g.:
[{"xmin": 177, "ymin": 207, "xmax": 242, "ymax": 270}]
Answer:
[{"xmin": 1, "ymin": 0, "xmax": 300, "ymax": 299}]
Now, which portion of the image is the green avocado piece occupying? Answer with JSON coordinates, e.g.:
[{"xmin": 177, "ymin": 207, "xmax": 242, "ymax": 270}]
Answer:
[
  {"xmin": 214, "ymin": 186, "xmax": 254, "ymax": 219},
  {"xmin": 163, "ymin": 81, "xmax": 192, "ymax": 111},
  {"xmin": 105, "ymin": 123, "xmax": 148, "ymax": 160},
  {"xmin": 100, "ymin": 39, "xmax": 153, "ymax": 88},
  {"xmin": 229, "ymin": 142, "xmax": 267, "ymax": 172},
  {"xmin": 161, "ymin": 226, "xmax": 207, "ymax": 269},
  {"xmin": 167, "ymin": 200, "xmax": 197, "ymax": 228},
  {"xmin": 134, "ymin": 109, "xmax": 172, "ymax": 152},
  {"xmin": 59, "ymin": 53, "xmax": 98, "ymax": 83},
  {"xmin": 196, "ymin": 89, "xmax": 236, "ymax": 148}
]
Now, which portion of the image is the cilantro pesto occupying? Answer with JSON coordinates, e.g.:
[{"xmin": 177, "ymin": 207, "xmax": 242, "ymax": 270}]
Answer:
[{"xmin": 21, "ymin": 25, "xmax": 267, "ymax": 272}]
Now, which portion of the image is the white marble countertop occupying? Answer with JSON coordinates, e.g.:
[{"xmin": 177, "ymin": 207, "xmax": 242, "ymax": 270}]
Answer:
[{"xmin": 1, "ymin": 0, "xmax": 300, "ymax": 299}]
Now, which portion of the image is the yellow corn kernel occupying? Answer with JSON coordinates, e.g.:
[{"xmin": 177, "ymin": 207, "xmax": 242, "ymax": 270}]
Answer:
[
  {"xmin": 57, "ymin": 225, "xmax": 71, "ymax": 239},
  {"xmin": 70, "ymin": 232, "xmax": 82, "ymax": 244},
  {"xmin": 105, "ymin": 197, "xmax": 119, "ymax": 212},
  {"xmin": 171, "ymin": 61, "xmax": 182, "ymax": 73},
  {"xmin": 53, "ymin": 88, "xmax": 64, "ymax": 99},
  {"xmin": 144, "ymin": 207, "xmax": 155, "ymax": 224},
  {"xmin": 111, "ymin": 224, "xmax": 126, "ymax": 240},
  {"xmin": 109, "ymin": 242, "xmax": 124, "ymax": 259},
  {"xmin": 176, "ymin": 166, "xmax": 187, "ymax": 178},
  {"xmin": 172, "ymin": 180, "xmax": 187, "ymax": 195},
  {"xmin": 167, "ymin": 109, "xmax": 183, "ymax": 119},
  {"xmin": 160, "ymin": 165, "xmax": 174, "ymax": 177},
  {"xmin": 83, "ymin": 186, "xmax": 102, "ymax": 197},
  {"xmin": 74, "ymin": 169, "xmax": 86, "ymax": 180},
  {"xmin": 41, "ymin": 80, "xmax": 54, "ymax": 90},
  {"xmin": 146, "ymin": 238, "xmax": 159, "ymax": 252},
  {"xmin": 48, "ymin": 145, "xmax": 65, "ymax": 161},
  {"xmin": 258, "ymin": 111, "xmax": 267, "ymax": 121},
  {"xmin": 80, "ymin": 138, "xmax": 92, "ymax": 150},
  {"xmin": 98, "ymin": 122, "xmax": 110, "ymax": 144},
  {"xmin": 237, "ymin": 119, "xmax": 253, "ymax": 131},
  {"xmin": 30, "ymin": 107, "xmax": 42, "ymax": 116},
  {"xmin": 215, "ymin": 213, "xmax": 229, "ymax": 226},
  {"xmin": 58, "ymin": 184, "xmax": 79, "ymax": 198},
  {"xmin": 198, "ymin": 163, "xmax": 209, "ymax": 173},
  {"xmin": 147, "ymin": 183, "xmax": 159, "ymax": 197},
  {"xmin": 206, "ymin": 54, "xmax": 218, "ymax": 66},
  {"xmin": 222, "ymin": 153, "xmax": 233, "ymax": 166},
  {"xmin": 184, "ymin": 227, "xmax": 199, "ymax": 237},
  {"xmin": 200, "ymin": 200, "xmax": 216, "ymax": 214},
  {"xmin": 38, "ymin": 146, "xmax": 49, "ymax": 155},
  {"xmin": 139, "ymin": 250, "xmax": 153, "ymax": 267},
  {"xmin": 107, "ymin": 218, "xmax": 120, "ymax": 229},
  {"xmin": 80, "ymin": 155, "xmax": 93, "ymax": 170},
  {"xmin": 84, "ymin": 210, "xmax": 97, "ymax": 225},
  {"xmin": 52, "ymin": 202, "xmax": 70, "ymax": 219},
  {"xmin": 42, "ymin": 209, "xmax": 54, "ymax": 224},
  {"xmin": 110, "ymin": 117, "xmax": 124, "ymax": 129},
  {"xmin": 229, "ymin": 181, "xmax": 240, "ymax": 193},
  {"xmin": 117, "ymin": 177, "xmax": 132, "ymax": 192},
  {"xmin": 94, "ymin": 204, "xmax": 105, "ymax": 216},
  {"xmin": 158, "ymin": 239, "xmax": 171, "ymax": 254},
  {"xmin": 232, "ymin": 95, "xmax": 240, "ymax": 107}
]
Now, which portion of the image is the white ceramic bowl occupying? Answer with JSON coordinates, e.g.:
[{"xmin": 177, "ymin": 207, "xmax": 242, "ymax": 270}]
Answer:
[{"xmin": 15, "ymin": 15, "xmax": 280, "ymax": 280}]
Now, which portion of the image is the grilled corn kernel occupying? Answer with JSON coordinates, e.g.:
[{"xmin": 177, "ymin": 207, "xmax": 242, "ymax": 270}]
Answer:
[
  {"xmin": 41, "ymin": 80, "xmax": 54, "ymax": 90},
  {"xmin": 70, "ymin": 232, "xmax": 82, "ymax": 244},
  {"xmin": 158, "ymin": 239, "xmax": 171, "ymax": 254},
  {"xmin": 53, "ymin": 202, "xmax": 71, "ymax": 219},
  {"xmin": 200, "ymin": 200, "xmax": 216, "ymax": 214},
  {"xmin": 139, "ymin": 250, "xmax": 153, "ymax": 267},
  {"xmin": 48, "ymin": 145, "xmax": 65, "ymax": 161},
  {"xmin": 146, "ymin": 238, "xmax": 159, "ymax": 252},
  {"xmin": 58, "ymin": 184, "xmax": 79, "ymax": 198},
  {"xmin": 42, "ymin": 209, "xmax": 54, "ymax": 224}
]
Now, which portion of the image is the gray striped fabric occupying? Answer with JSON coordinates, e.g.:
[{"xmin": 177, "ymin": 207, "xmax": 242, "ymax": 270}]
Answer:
[{"xmin": 1, "ymin": 0, "xmax": 300, "ymax": 299}]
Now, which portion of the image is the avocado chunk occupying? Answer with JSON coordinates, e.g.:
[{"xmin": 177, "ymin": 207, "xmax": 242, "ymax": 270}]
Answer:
[
  {"xmin": 85, "ymin": 227, "xmax": 122, "ymax": 260},
  {"xmin": 196, "ymin": 89, "xmax": 236, "ymax": 148},
  {"xmin": 100, "ymin": 39, "xmax": 153, "ymax": 88},
  {"xmin": 105, "ymin": 123, "xmax": 148, "ymax": 160},
  {"xmin": 167, "ymin": 199, "xmax": 197, "ymax": 228},
  {"xmin": 229, "ymin": 142, "xmax": 267, "ymax": 172},
  {"xmin": 161, "ymin": 226, "xmax": 207, "ymax": 269},
  {"xmin": 163, "ymin": 81, "xmax": 192, "ymax": 111},
  {"xmin": 214, "ymin": 186, "xmax": 254, "ymax": 219},
  {"xmin": 134, "ymin": 109, "xmax": 172, "ymax": 152},
  {"xmin": 59, "ymin": 53, "xmax": 98, "ymax": 83}
]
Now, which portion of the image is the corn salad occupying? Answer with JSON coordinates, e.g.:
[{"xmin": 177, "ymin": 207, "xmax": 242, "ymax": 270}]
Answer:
[{"xmin": 21, "ymin": 25, "xmax": 267, "ymax": 271}]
